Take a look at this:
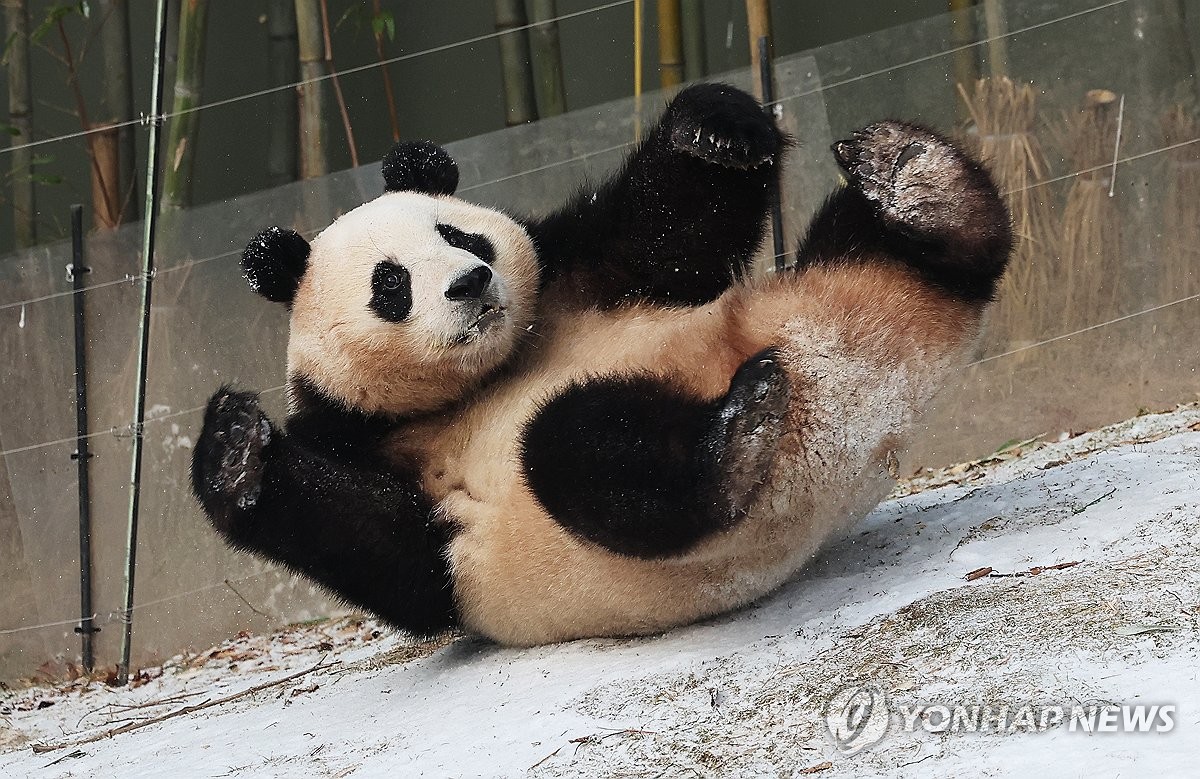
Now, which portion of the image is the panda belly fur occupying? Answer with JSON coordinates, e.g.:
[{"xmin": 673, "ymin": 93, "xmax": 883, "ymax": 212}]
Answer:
[{"xmin": 403, "ymin": 261, "xmax": 979, "ymax": 645}]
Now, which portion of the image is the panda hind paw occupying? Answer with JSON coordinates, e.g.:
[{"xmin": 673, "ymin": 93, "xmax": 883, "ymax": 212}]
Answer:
[
  {"xmin": 702, "ymin": 348, "xmax": 790, "ymax": 520},
  {"xmin": 831, "ymin": 121, "xmax": 981, "ymax": 236},
  {"xmin": 193, "ymin": 388, "xmax": 273, "ymax": 516},
  {"xmin": 667, "ymin": 84, "xmax": 783, "ymax": 170}
]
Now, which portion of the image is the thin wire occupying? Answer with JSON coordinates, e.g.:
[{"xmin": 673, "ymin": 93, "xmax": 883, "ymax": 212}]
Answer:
[
  {"xmin": 967, "ymin": 293, "xmax": 1200, "ymax": 367},
  {"xmin": 0, "ymin": 0, "xmax": 1149, "ymax": 313},
  {"xmin": 0, "ymin": 613, "xmax": 99, "ymax": 636},
  {"xmin": 0, "ymin": 568, "xmax": 277, "ymax": 636},
  {"xmin": 766, "ymin": 0, "xmax": 1130, "ymax": 107},
  {"xmin": 0, "ymin": 0, "xmax": 635, "ymax": 158}
]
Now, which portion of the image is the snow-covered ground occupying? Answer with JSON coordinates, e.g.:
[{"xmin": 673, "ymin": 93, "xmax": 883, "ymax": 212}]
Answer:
[{"xmin": 3, "ymin": 407, "xmax": 1199, "ymax": 778}]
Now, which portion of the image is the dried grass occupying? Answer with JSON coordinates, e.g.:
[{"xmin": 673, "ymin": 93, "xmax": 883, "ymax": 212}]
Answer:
[
  {"xmin": 1160, "ymin": 105, "xmax": 1200, "ymax": 300},
  {"xmin": 957, "ymin": 77, "xmax": 1056, "ymax": 352},
  {"xmin": 1052, "ymin": 89, "xmax": 1123, "ymax": 326}
]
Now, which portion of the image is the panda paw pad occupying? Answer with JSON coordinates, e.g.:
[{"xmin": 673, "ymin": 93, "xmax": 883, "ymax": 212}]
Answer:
[
  {"xmin": 194, "ymin": 388, "xmax": 272, "ymax": 512},
  {"xmin": 832, "ymin": 121, "xmax": 970, "ymax": 227},
  {"xmin": 703, "ymin": 348, "xmax": 790, "ymax": 519}
]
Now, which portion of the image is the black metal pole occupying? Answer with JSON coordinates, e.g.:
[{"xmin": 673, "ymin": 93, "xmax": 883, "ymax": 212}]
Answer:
[
  {"xmin": 69, "ymin": 204, "xmax": 97, "ymax": 672},
  {"xmin": 118, "ymin": 0, "xmax": 170, "ymax": 686},
  {"xmin": 757, "ymin": 35, "xmax": 786, "ymax": 273}
]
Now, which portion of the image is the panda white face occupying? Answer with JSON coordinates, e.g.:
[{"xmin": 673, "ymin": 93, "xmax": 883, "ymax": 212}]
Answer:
[{"xmin": 287, "ymin": 192, "xmax": 541, "ymax": 416}]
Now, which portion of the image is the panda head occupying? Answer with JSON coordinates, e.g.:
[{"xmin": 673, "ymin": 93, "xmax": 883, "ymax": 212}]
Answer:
[{"xmin": 241, "ymin": 141, "xmax": 541, "ymax": 417}]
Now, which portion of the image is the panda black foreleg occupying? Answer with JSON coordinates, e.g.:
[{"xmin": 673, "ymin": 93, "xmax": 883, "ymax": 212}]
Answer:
[
  {"xmin": 528, "ymin": 83, "xmax": 787, "ymax": 307},
  {"xmin": 520, "ymin": 349, "xmax": 789, "ymax": 559},
  {"xmin": 796, "ymin": 121, "xmax": 1012, "ymax": 305},
  {"xmin": 191, "ymin": 388, "xmax": 456, "ymax": 636}
]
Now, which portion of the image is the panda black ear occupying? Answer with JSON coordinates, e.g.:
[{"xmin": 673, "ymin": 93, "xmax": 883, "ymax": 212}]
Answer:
[
  {"xmin": 381, "ymin": 141, "xmax": 459, "ymax": 196},
  {"xmin": 241, "ymin": 227, "xmax": 310, "ymax": 305}
]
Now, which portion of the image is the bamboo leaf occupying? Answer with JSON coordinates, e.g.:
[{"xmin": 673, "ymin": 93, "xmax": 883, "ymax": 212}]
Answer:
[
  {"xmin": 30, "ymin": 173, "xmax": 66, "ymax": 185},
  {"xmin": 372, "ymin": 11, "xmax": 395, "ymax": 41},
  {"xmin": 30, "ymin": 154, "xmax": 55, "ymax": 165},
  {"xmin": 32, "ymin": 3, "xmax": 86, "ymax": 42},
  {"xmin": 0, "ymin": 125, "xmax": 21, "ymax": 137}
]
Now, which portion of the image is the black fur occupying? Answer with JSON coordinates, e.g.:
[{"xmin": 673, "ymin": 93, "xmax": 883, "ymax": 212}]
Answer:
[
  {"xmin": 526, "ymin": 83, "xmax": 788, "ymax": 308},
  {"xmin": 796, "ymin": 121, "xmax": 1012, "ymax": 304},
  {"xmin": 437, "ymin": 223, "xmax": 496, "ymax": 265},
  {"xmin": 520, "ymin": 349, "xmax": 788, "ymax": 558},
  {"xmin": 241, "ymin": 227, "xmax": 310, "ymax": 305},
  {"xmin": 191, "ymin": 387, "xmax": 455, "ymax": 636},
  {"xmin": 285, "ymin": 376, "xmax": 398, "ymax": 458},
  {"xmin": 382, "ymin": 140, "xmax": 459, "ymax": 196},
  {"xmin": 369, "ymin": 261, "xmax": 414, "ymax": 322}
]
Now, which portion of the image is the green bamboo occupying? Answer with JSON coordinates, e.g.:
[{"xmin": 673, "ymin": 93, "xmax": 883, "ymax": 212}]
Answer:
[
  {"xmin": 162, "ymin": 0, "xmax": 210, "ymax": 210},
  {"xmin": 529, "ymin": 0, "xmax": 567, "ymax": 117},
  {"xmin": 295, "ymin": 0, "xmax": 327, "ymax": 177},
  {"xmin": 657, "ymin": 0, "xmax": 683, "ymax": 88},
  {"xmin": 494, "ymin": 0, "xmax": 538, "ymax": 126},
  {"xmin": 95, "ymin": 0, "xmax": 137, "ymax": 220},
  {"xmin": 680, "ymin": 0, "xmax": 706, "ymax": 81},
  {"xmin": 3, "ymin": 0, "xmax": 35, "ymax": 248},
  {"xmin": 266, "ymin": 0, "xmax": 299, "ymax": 185}
]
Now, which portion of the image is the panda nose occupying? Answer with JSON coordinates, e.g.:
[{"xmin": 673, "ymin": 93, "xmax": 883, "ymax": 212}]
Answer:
[{"xmin": 445, "ymin": 265, "xmax": 493, "ymax": 301}]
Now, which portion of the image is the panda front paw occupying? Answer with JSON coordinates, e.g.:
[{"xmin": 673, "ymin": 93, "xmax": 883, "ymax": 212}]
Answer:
[
  {"xmin": 702, "ymin": 348, "xmax": 790, "ymax": 519},
  {"xmin": 666, "ymin": 83, "xmax": 783, "ymax": 170},
  {"xmin": 191, "ymin": 387, "xmax": 274, "ymax": 524}
]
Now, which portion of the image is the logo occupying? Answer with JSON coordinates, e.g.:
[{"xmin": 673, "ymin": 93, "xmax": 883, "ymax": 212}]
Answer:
[{"xmin": 823, "ymin": 684, "xmax": 890, "ymax": 755}]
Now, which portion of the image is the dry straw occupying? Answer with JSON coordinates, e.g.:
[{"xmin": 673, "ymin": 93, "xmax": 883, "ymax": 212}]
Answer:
[
  {"xmin": 957, "ymin": 77, "xmax": 1055, "ymax": 353},
  {"xmin": 1160, "ymin": 105, "xmax": 1200, "ymax": 301},
  {"xmin": 1052, "ymin": 89, "xmax": 1124, "ymax": 328}
]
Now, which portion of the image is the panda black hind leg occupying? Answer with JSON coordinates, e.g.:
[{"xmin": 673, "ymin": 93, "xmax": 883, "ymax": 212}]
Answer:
[
  {"xmin": 521, "ymin": 348, "xmax": 789, "ymax": 559},
  {"xmin": 191, "ymin": 388, "xmax": 457, "ymax": 636},
  {"xmin": 797, "ymin": 120, "xmax": 1012, "ymax": 304},
  {"xmin": 529, "ymin": 83, "xmax": 787, "ymax": 307}
]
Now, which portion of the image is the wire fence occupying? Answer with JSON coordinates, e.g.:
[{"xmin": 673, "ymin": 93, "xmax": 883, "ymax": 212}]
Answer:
[{"xmin": 2, "ymin": 0, "xmax": 1197, "ymax": 654}]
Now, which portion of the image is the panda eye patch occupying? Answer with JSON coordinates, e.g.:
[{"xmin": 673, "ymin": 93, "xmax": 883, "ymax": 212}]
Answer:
[
  {"xmin": 369, "ymin": 261, "xmax": 412, "ymax": 322},
  {"xmin": 437, "ymin": 222, "xmax": 495, "ymax": 265}
]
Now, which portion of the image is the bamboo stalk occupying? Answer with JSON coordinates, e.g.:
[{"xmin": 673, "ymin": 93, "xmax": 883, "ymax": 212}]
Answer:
[
  {"xmin": 162, "ymin": 0, "xmax": 210, "ymax": 210},
  {"xmin": 529, "ymin": 0, "xmax": 567, "ymax": 117},
  {"xmin": 680, "ymin": 0, "xmax": 706, "ymax": 81},
  {"xmin": 53, "ymin": 14, "xmax": 119, "ymax": 228},
  {"xmin": 95, "ymin": 0, "xmax": 137, "ymax": 221},
  {"xmin": 266, "ymin": 0, "xmax": 299, "ymax": 185},
  {"xmin": 494, "ymin": 0, "xmax": 538, "ymax": 126},
  {"xmin": 372, "ymin": 0, "xmax": 401, "ymax": 141},
  {"xmin": 948, "ymin": 0, "xmax": 980, "ymax": 126},
  {"xmin": 657, "ymin": 0, "xmax": 683, "ymax": 89},
  {"xmin": 3, "ymin": 0, "xmax": 35, "ymax": 248},
  {"xmin": 745, "ymin": 0, "xmax": 773, "ymax": 101},
  {"xmin": 318, "ymin": 0, "xmax": 357, "ymax": 167},
  {"xmin": 981, "ymin": 0, "xmax": 1009, "ymax": 78},
  {"xmin": 295, "ymin": 0, "xmax": 327, "ymax": 178}
]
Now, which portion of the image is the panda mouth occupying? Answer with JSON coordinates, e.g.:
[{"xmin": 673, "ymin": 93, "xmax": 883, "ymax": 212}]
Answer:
[{"xmin": 457, "ymin": 305, "xmax": 506, "ymax": 343}]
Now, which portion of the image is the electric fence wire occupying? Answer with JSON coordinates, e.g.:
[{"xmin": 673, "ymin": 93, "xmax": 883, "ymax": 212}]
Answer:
[
  {"xmin": 2, "ymin": 0, "xmax": 1198, "ymax": 632},
  {"xmin": 0, "ymin": 0, "xmax": 638, "ymax": 158},
  {"xmin": 0, "ymin": 0, "xmax": 1159, "ymax": 315}
]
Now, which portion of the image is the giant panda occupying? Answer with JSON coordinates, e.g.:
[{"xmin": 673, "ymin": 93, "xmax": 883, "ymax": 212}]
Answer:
[{"xmin": 192, "ymin": 84, "xmax": 1012, "ymax": 645}]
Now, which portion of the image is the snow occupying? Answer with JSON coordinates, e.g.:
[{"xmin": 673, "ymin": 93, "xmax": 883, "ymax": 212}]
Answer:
[{"xmin": 3, "ymin": 406, "xmax": 1199, "ymax": 778}]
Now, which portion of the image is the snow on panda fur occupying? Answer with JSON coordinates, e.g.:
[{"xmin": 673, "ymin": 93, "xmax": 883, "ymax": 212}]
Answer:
[{"xmin": 191, "ymin": 84, "xmax": 1012, "ymax": 644}]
